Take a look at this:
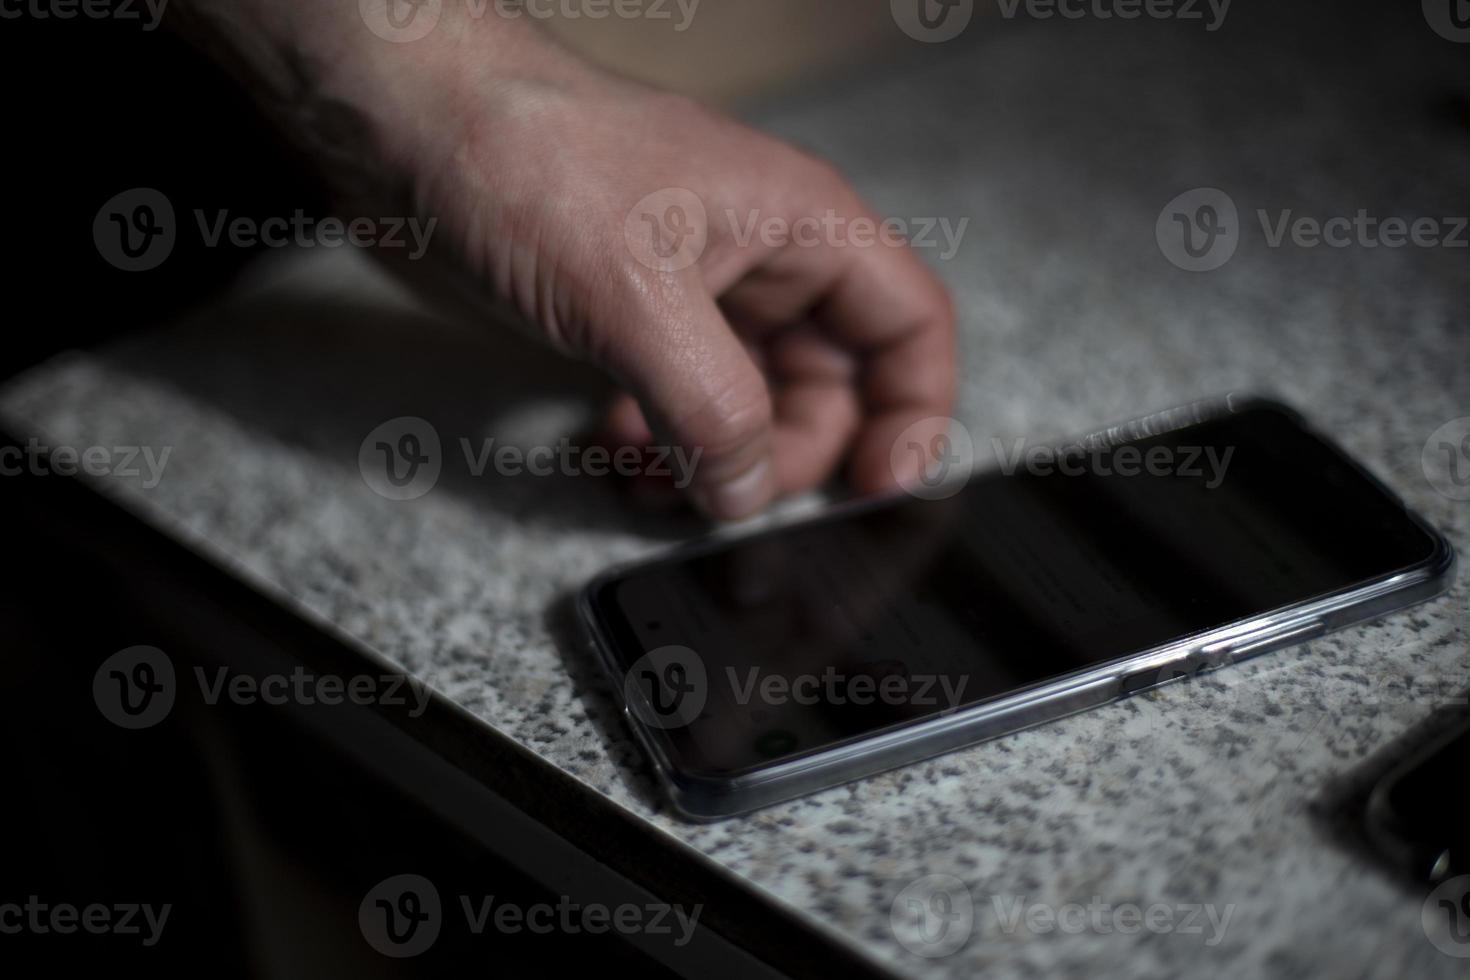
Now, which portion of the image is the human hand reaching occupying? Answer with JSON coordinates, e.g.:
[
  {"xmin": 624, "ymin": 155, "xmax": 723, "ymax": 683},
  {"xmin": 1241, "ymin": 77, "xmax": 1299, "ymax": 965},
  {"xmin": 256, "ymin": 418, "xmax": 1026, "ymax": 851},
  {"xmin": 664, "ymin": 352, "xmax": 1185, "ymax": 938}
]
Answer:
[{"xmin": 185, "ymin": 2, "xmax": 956, "ymax": 518}]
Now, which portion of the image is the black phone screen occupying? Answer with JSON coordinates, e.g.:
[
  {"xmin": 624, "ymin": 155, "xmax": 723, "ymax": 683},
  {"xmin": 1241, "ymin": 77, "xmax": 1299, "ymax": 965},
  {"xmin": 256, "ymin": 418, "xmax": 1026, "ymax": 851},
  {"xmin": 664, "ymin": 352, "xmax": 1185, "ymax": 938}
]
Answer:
[{"xmin": 590, "ymin": 403, "xmax": 1441, "ymax": 777}]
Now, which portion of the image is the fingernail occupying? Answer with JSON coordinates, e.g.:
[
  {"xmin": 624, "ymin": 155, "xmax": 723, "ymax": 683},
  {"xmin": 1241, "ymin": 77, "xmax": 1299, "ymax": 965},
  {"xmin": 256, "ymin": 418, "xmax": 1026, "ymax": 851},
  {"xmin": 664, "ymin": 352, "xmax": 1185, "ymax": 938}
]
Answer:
[{"xmin": 691, "ymin": 460, "xmax": 773, "ymax": 520}]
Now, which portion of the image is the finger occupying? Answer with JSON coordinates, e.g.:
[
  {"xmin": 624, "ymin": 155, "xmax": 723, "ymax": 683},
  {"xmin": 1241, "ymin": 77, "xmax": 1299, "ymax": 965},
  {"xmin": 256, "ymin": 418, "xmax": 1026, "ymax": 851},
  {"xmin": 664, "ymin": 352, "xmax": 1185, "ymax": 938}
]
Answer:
[
  {"xmin": 767, "ymin": 330, "xmax": 861, "ymax": 492},
  {"xmin": 721, "ymin": 208, "xmax": 957, "ymax": 494},
  {"xmin": 590, "ymin": 393, "xmax": 690, "ymax": 510},
  {"xmin": 718, "ymin": 261, "xmax": 839, "ymax": 340},
  {"xmin": 836, "ymin": 268, "xmax": 956, "ymax": 496},
  {"xmin": 596, "ymin": 273, "xmax": 779, "ymax": 520},
  {"xmin": 599, "ymin": 392, "xmax": 654, "ymax": 447},
  {"xmin": 771, "ymin": 380, "xmax": 862, "ymax": 492}
]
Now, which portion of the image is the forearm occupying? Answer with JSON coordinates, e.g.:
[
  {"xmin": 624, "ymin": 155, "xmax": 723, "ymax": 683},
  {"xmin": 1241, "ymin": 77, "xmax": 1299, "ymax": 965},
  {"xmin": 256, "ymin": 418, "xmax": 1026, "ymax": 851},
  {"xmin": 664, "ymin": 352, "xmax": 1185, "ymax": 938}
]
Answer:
[
  {"xmin": 166, "ymin": 0, "xmax": 958, "ymax": 519},
  {"xmin": 171, "ymin": 0, "xmax": 602, "ymax": 192}
]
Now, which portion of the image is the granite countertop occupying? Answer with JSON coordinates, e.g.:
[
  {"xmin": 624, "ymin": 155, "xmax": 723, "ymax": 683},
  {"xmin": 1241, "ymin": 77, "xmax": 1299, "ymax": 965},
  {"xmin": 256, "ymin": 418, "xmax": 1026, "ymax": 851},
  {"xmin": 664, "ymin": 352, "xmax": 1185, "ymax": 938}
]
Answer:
[{"xmin": 7, "ymin": 8, "xmax": 1467, "ymax": 978}]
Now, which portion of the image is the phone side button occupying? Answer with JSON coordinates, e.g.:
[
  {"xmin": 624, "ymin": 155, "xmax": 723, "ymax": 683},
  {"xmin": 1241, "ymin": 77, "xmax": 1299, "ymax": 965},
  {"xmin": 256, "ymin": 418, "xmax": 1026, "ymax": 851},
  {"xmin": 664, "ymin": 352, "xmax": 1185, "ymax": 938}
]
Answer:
[
  {"xmin": 1119, "ymin": 669, "xmax": 1158, "ymax": 696},
  {"xmin": 1211, "ymin": 619, "xmax": 1326, "ymax": 663},
  {"xmin": 1122, "ymin": 621, "xmax": 1325, "ymax": 697},
  {"xmin": 1119, "ymin": 666, "xmax": 1180, "ymax": 696}
]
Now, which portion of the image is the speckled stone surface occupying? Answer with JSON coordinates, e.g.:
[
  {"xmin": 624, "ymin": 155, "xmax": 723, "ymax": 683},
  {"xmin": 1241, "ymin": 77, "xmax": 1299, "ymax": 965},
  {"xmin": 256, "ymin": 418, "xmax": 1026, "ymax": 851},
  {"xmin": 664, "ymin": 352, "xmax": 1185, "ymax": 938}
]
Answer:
[{"xmin": 5, "ymin": 7, "xmax": 1468, "ymax": 978}]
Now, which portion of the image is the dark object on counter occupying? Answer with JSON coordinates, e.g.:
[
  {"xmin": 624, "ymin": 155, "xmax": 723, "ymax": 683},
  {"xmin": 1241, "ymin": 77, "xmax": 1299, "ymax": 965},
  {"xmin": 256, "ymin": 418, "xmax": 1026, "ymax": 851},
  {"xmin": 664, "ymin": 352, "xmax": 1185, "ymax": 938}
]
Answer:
[{"xmin": 1366, "ymin": 712, "xmax": 1470, "ymax": 883}]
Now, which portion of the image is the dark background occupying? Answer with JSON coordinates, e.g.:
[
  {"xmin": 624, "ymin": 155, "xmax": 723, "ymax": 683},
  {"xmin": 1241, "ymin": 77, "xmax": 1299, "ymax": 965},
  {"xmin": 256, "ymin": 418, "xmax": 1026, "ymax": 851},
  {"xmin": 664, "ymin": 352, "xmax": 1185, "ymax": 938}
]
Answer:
[
  {"xmin": 0, "ymin": 13, "xmax": 685, "ymax": 978},
  {"xmin": 0, "ymin": 1, "xmax": 1463, "ymax": 975}
]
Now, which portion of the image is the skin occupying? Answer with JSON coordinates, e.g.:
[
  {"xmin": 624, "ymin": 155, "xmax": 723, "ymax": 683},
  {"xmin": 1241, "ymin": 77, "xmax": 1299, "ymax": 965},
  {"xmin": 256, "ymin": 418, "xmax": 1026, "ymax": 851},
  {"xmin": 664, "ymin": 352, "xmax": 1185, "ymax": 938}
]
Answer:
[{"xmin": 180, "ymin": 1, "xmax": 957, "ymax": 519}]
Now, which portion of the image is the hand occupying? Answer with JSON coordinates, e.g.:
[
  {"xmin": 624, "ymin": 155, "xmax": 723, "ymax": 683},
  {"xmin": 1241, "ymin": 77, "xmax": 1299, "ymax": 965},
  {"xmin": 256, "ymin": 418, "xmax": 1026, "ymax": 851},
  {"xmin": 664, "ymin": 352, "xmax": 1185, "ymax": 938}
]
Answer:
[{"xmin": 185, "ymin": 3, "xmax": 957, "ymax": 519}]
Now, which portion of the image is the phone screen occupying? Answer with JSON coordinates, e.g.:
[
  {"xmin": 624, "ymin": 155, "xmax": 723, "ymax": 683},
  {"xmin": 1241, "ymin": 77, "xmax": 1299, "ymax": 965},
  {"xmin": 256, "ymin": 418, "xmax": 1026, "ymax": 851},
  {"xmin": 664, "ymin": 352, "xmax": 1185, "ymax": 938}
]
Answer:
[{"xmin": 590, "ymin": 404, "xmax": 1440, "ymax": 777}]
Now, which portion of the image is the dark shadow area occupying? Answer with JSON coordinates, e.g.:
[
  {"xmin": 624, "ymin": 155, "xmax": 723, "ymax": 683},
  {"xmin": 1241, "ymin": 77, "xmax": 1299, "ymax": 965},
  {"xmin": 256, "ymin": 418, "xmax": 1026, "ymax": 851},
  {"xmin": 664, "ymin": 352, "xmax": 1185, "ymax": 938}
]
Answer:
[
  {"xmin": 541, "ymin": 592, "xmax": 671, "ymax": 816},
  {"xmin": 0, "ymin": 460, "xmax": 682, "ymax": 977},
  {"xmin": 0, "ymin": 449, "xmax": 887, "ymax": 979},
  {"xmin": 1312, "ymin": 693, "xmax": 1470, "ymax": 890},
  {"xmin": 82, "ymin": 280, "xmax": 709, "ymax": 540}
]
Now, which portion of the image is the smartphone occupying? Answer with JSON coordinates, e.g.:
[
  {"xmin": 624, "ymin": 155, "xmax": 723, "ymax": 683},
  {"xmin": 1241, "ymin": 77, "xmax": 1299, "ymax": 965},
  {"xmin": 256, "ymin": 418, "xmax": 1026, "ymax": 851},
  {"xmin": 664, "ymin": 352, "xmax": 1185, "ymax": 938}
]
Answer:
[
  {"xmin": 579, "ymin": 396, "xmax": 1455, "ymax": 820},
  {"xmin": 1365, "ymin": 710, "xmax": 1470, "ymax": 882}
]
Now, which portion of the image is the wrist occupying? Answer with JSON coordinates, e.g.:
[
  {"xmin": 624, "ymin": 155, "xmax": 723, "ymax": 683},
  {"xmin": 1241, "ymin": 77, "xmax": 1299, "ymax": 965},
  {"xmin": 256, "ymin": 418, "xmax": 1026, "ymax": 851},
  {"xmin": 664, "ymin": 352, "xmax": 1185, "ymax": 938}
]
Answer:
[{"xmin": 178, "ymin": 0, "xmax": 604, "ymax": 190}]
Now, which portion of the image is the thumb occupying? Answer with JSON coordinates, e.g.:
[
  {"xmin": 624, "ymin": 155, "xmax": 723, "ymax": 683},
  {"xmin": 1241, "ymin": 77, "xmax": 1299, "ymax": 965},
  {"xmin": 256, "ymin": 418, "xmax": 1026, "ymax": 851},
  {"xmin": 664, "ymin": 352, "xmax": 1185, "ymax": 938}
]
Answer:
[{"xmin": 599, "ymin": 280, "xmax": 778, "ymax": 520}]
